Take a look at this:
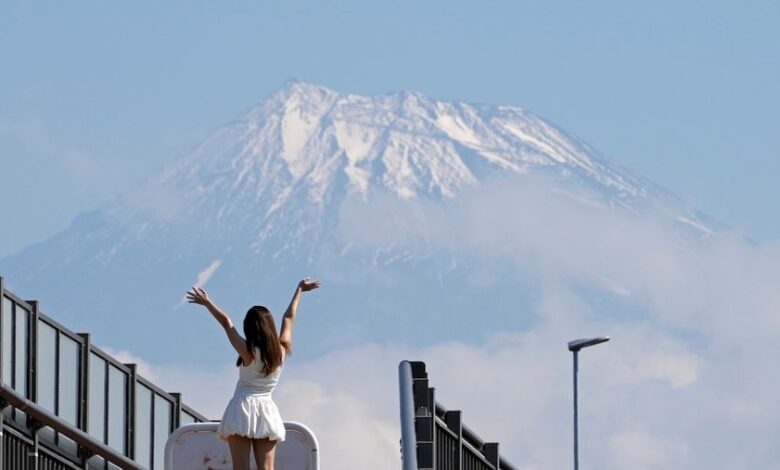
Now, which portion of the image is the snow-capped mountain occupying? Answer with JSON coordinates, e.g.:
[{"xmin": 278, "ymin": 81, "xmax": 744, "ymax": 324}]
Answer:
[
  {"xmin": 123, "ymin": 81, "xmax": 708, "ymax": 242},
  {"xmin": 0, "ymin": 81, "xmax": 711, "ymax": 364}
]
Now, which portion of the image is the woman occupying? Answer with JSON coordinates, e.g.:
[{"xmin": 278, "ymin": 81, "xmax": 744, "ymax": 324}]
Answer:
[{"xmin": 186, "ymin": 278, "xmax": 320, "ymax": 470}]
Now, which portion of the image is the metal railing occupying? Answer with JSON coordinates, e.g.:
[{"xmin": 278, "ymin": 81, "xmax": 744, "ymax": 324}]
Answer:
[
  {"xmin": 0, "ymin": 277, "xmax": 208, "ymax": 469},
  {"xmin": 1, "ymin": 382, "xmax": 143, "ymax": 469},
  {"xmin": 398, "ymin": 361, "xmax": 516, "ymax": 470}
]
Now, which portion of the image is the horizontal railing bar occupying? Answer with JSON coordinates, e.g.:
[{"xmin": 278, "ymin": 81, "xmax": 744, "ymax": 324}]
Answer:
[
  {"xmin": 180, "ymin": 403, "xmax": 208, "ymax": 422},
  {"xmin": 435, "ymin": 398, "xmax": 517, "ymax": 469},
  {"xmin": 138, "ymin": 378, "xmax": 207, "ymax": 422},
  {"xmin": 135, "ymin": 375, "xmax": 179, "ymax": 403},
  {"xmin": 1, "ymin": 381, "xmax": 145, "ymax": 470},
  {"xmin": 435, "ymin": 403, "xmax": 486, "ymax": 449},
  {"xmin": 37, "ymin": 312, "xmax": 85, "ymax": 343},
  {"xmin": 3, "ymin": 421, "xmax": 36, "ymax": 444},
  {"xmin": 88, "ymin": 345, "xmax": 133, "ymax": 374},
  {"xmin": 38, "ymin": 444, "xmax": 83, "ymax": 469},
  {"xmin": 4, "ymin": 424, "xmax": 82, "ymax": 469},
  {"xmin": 462, "ymin": 439, "xmax": 495, "ymax": 468},
  {"xmin": 434, "ymin": 416, "xmax": 459, "ymax": 440},
  {"xmin": 1, "ymin": 290, "xmax": 33, "ymax": 311}
]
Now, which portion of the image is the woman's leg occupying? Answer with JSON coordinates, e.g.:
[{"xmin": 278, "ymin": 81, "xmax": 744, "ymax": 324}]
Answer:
[
  {"xmin": 251, "ymin": 438, "xmax": 277, "ymax": 470},
  {"xmin": 227, "ymin": 435, "xmax": 252, "ymax": 470}
]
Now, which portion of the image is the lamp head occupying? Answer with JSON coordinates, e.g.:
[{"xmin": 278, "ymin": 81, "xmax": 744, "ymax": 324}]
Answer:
[{"xmin": 568, "ymin": 336, "xmax": 610, "ymax": 352}]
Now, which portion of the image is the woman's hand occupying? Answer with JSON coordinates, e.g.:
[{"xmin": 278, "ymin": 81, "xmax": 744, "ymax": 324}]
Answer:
[
  {"xmin": 186, "ymin": 286, "xmax": 212, "ymax": 306},
  {"xmin": 186, "ymin": 287, "xmax": 247, "ymax": 361},
  {"xmin": 298, "ymin": 278, "xmax": 320, "ymax": 292},
  {"xmin": 281, "ymin": 278, "xmax": 320, "ymax": 352}
]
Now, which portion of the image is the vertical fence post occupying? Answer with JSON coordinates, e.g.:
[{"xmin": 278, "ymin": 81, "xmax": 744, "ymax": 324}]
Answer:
[
  {"xmin": 28, "ymin": 300, "xmax": 40, "ymax": 470},
  {"xmin": 171, "ymin": 393, "xmax": 184, "ymax": 469},
  {"xmin": 427, "ymin": 387, "xmax": 437, "ymax": 470},
  {"xmin": 78, "ymin": 333, "xmax": 91, "ymax": 469},
  {"xmin": 484, "ymin": 442, "xmax": 499, "ymax": 469},
  {"xmin": 412, "ymin": 374, "xmax": 434, "ymax": 469},
  {"xmin": 28, "ymin": 419, "xmax": 42, "ymax": 470},
  {"xmin": 126, "ymin": 364, "xmax": 137, "ymax": 463},
  {"xmin": 27, "ymin": 301, "xmax": 39, "ymax": 405},
  {"xmin": 170, "ymin": 392, "xmax": 182, "ymax": 430},
  {"xmin": 444, "ymin": 410, "xmax": 462, "ymax": 470}
]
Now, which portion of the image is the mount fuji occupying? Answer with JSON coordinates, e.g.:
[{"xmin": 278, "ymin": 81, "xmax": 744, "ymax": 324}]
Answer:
[{"xmin": 0, "ymin": 81, "xmax": 712, "ymax": 365}]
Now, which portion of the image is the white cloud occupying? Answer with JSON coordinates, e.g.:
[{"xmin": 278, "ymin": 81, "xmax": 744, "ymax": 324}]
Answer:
[
  {"xmin": 608, "ymin": 430, "xmax": 689, "ymax": 470},
  {"xmin": 332, "ymin": 176, "xmax": 780, "ymax": 467},
  {"xmin": 123, "ymin": 317, "xmax": 707, "ymax": 469},
  {"xmin": 111, "ymin": 175, "xmax": 780, "ymax": 468},
  {"xmin": 195, "ymin": 260, "xmax": 223, "ymax": 287},
  {"xmin": 175, "ymin": 259, "xmax": 223, "ymax": 308}
]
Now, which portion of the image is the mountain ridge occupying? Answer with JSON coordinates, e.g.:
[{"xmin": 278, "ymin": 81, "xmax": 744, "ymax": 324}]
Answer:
[{"xmin": 0, "ymin": 81, "xmax": 713, "ymax": 363}]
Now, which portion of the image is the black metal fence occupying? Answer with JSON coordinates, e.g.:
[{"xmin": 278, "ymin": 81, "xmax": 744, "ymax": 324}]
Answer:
[
  {"xmin": 0, "ymin": 277, "xmax": 207, "ymax": 469},
  {"xmin": 398, "ymin": 361, "xmax": 516, "ymax": 470},
  {"xmin": 3, "ymin": 415, "xmax": 85, "ymax": 470}
]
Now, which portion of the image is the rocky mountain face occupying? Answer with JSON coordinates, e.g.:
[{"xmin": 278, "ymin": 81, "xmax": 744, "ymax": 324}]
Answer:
[{"xmin": 0, "ymin": 82, "xmax": 710, "ymax": 364}]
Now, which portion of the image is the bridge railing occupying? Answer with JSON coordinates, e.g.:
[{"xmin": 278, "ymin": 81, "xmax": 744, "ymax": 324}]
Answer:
[
  {"xmin": 0, "ymin": 276, "xmax": 208, "ymax": 470},
  {"xmin": 399, "ymin": 360, "xmax": 516, "ymax": 470}
]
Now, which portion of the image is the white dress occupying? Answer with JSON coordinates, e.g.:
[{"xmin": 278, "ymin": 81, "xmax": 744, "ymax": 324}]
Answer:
[{"xmin": 218, "ymin": 348, "xmax": 286, "ymax": 441}]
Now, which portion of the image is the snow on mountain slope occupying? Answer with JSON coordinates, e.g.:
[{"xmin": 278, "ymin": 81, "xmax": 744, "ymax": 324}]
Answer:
[
  {"xmin": 105, "ymin": 81, "xmax": 706, "ymax": 255},
  {"xmin": 0, "ymin": 81, "xmax": 712, "ymax": 363}
]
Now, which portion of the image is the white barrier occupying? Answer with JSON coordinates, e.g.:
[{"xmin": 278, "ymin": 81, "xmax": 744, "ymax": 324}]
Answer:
[{"xmin": 164, "ymin": 422, "xmax": 319, "ymax": 470}]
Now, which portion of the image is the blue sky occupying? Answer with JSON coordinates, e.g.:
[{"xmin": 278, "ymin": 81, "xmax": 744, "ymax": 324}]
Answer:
[
  {"xmin": 3, "ymin": 3, "xmax": 780, "ymax": 467},
  {"xmin": 1, "ymin": 0, "xmax": 779, "ymax": 258}
]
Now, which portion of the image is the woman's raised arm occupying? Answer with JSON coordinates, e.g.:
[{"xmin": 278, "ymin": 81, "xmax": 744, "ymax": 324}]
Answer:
[
  {"xmin": 186, "ymin": 287, "xmax": 253, "ymax": 365},
  {"xmin": 279, "ymin": 278, "xmax": 320, "ymax": 353}
]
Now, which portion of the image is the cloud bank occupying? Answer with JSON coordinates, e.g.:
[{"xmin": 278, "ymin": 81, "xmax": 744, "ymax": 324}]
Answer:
[{"xmin": 122, "ymin": 176, "xmax": 780, "ymax": 469}]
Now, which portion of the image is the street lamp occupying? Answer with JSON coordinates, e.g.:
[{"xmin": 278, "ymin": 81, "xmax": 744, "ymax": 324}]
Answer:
[{"xmin": 568, "ymin": 336, "xmax": 609, "ymax": 470}]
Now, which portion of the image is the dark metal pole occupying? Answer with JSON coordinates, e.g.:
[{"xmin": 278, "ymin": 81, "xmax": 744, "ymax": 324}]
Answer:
[
  {"xmin": 573, "ymin": 350, "xmax": 579, "ymax": 470},
  {"xmin": 29, "ymin": 419, "xmax": 41, "ymax": 470},
  {"xmin": 398, "ymin": 361, "xmax": 419, "ymax": 470},
  {"xmin": 0, "ymin": 277, "xmax": 4, "ymax": 470},
  {"xmin": 568, "ymin": 336, "xmax": 609, "ymax": 470}
]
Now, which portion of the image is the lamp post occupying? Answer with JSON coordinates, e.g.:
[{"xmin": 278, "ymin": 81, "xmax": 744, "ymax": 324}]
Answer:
[{"xmin": 568, "ymin": 336, "xmax": 609, "ymax": 470}]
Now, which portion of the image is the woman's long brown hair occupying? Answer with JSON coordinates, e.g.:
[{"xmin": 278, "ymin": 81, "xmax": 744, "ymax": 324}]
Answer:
[{"xmin": 237, "ymin": 305, "xmax": 283, "ymax": 375}]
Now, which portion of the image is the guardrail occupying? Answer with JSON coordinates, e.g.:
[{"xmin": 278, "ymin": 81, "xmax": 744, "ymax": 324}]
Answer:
[
  {"xmin": 0, "ymin": 382, "xmax": 143, "ymax": 469},
  {"xmin": 0, "ymin": 276, "xmax": 208, "ymax": 469},
  {"xmin": 398, "ymin": 361, "xmax": 516, "ymax": 470}
]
